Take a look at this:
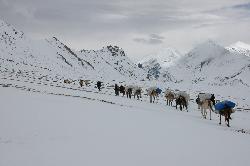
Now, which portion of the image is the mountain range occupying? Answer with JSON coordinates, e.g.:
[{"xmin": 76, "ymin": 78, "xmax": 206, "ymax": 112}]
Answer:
[{"xmin": 1, "ymin": 18, "xmax": 250, "ymax": 94}]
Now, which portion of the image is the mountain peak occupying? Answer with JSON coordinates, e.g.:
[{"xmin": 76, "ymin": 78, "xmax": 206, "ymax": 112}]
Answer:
[
  {"xmin": 139, "ymin": 47, "xmax": 182, "ymax": 68},
  {"xmin": 106, "ymin": 45, "xmax": 125, "ymax": 57},
  {"xmin": 188, "ymin": 40, "xmax": 227, "ymax": 58},
  {"xmin": 230, "ymin": 41, "xmax": 250, "ymax": 50},
  {"xmin": 227, "ymin": 41, "xmax": 250, "ymax": 57}
]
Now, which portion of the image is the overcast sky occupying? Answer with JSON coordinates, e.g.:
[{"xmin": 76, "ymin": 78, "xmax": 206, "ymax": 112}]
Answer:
[{"xmin": 1, "ymin": 0, "xmax": 250, "ymax": 61}]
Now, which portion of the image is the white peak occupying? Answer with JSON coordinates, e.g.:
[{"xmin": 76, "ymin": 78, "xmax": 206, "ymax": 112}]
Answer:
[
  {"xmin": 188, "ymin": 40, "xmax": 227, "ymax": 58},
  {"xmin": 139, "ymin": 47, "xmax": 182, "ymax": 68},
  {"xmin": 230, "ymin": 41, "xmax": 250, "ymax": 50}
]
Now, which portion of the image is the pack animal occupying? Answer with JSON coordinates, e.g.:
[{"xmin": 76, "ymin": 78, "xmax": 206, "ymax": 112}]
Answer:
[
  {"xmin": 175, "ymin": 95, "xmax": 188, "ymax": 111},
  {"xmin": 219, "ymin": 108, "xmax": 233, "ymax": 127},
  {"xmin": 196, "ymin": 93, "xmax": 216, "ymax": 120},
  {"xmin": 149, "ymin": 90, "xmax": 158, "ymax": 103},
  {"xmin": 119, "ymin": 85, "xmax": 125, "ymax": 96},
  {"xmin": 199, "ymin": 99, "xmax": 214, "ymax": 120},
  {"xmin": 165, "ymin": 90, "xmax": 175, "ymax": 106},
  {"xmin": 126, "ymin": 87, "xmax": 133, "ymax": 99},
  {"xmin": 64, "ymin": 79, "xmax": 71, "ymax": 84},
  {"xmin": 133, "ymin": 88, "xmax": 142, "ymax": 100}
]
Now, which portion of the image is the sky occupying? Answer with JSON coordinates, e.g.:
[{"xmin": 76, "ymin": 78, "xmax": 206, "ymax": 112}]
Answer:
[{"xmin": 1, "ymin": 0, "xmax": 250, "ymax": 61}]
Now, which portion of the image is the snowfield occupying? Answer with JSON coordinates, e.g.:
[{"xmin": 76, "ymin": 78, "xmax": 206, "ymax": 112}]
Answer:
[{"xmin": 1, "ymin": 84, "xmax": 250, "ymax": 166}]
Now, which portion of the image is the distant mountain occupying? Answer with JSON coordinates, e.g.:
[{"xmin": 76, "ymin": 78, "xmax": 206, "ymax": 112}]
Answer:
[
  {"xmin": 168, "ymin": 40, "xmax": 250, "ymax": 88},
  {"xmin": 0, "ymin": 19, "xmax": 145, "ymax": 81},
  {"xmin": 138, "ymin": 47, "xmax": 182, "ymax": 80},
  {"xmin": 1, "ymin": 19, "xmax": 250, "ymax": 90},
  {"xmin": 78, "ymin": 45, "xmax": 146, "ymax": 81},
  {"xmin": 139, "ymin": 48, "xmax": 182, "ymax": 68}
]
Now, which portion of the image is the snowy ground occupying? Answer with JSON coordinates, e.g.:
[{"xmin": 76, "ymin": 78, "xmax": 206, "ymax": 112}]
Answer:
[{"xmin": 1, "ymin": 75, "xmax": 250, "ymax": 166}]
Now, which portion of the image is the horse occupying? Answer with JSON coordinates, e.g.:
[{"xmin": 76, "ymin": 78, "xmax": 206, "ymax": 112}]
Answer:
[
  {"xmin": 199, "ymin": 99, "xmax": 214, "ymax": 120},
  {"xmin": 165, "ymin": 90, "xmax": 175, "ymax": 106},
  {"xmin": 175, "ymin": 95, "xmax": 188, "ymax": 111}
]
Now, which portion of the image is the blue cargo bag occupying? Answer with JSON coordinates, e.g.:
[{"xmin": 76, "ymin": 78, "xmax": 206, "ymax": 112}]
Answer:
[
  {"xmin": 215, "ymin": 100, "xmax": 236, "ymax": 111},
  {"xmin": 156, "ymin": 88, "xmax": 162, "ymax": 94}
]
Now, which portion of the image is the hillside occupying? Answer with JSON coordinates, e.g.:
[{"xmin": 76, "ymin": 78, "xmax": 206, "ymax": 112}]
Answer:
[
  {"xmin": 0, "ymin": 19, "xmax": 145, "ymax": 82},
  {"xmin": 79, "ymin": 45, "xmax": 146, "ymax": 81}
]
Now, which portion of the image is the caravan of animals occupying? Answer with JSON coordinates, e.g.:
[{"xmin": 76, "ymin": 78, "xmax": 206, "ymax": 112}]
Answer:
[
  {"xmin": 64, "ymin": 79, "xmax": 234, "ymax": 127},
  {"xmin": 1, "ymin": 19, "xmax": 250, "ymax": 130}
]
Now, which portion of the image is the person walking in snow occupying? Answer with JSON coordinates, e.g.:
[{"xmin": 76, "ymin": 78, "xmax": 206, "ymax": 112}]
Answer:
[
  {"xmin": 114, "ymin": 84, "xmax": 120, "ymax": 96},
  {"xmin": 210, "ymin": 94, "xmax": 215, "ymax": 106},
  {"xmin": 97, "ymin": 81, "xmax": 102, "ymax": 91}
]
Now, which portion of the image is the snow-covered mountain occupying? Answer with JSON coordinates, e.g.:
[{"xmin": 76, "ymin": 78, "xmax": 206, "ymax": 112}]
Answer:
[
  {"xmin": 226, "ymin": 41, "xmax": 250, "ymax": 57},
  {"xmin": 139, "ymin": 48, "xmax": 182, "ymax": 68},
  {"xmin": 78, "ymin": 46, "xmax": 146, "ymax": 81},
  {"xmin": 166, "ymin": 40, "xmax": 250, "ymax": 90},
  {"xmin": 138, "ymin": 48, "xmax": 182, "ymax": 80},
  {"xmin": 0, "ymin": 19, "xmax": 145, "ymax": 81},
  {"xmin": 0, "ymin": 19, "xmax": 95, "ymax": 79}
]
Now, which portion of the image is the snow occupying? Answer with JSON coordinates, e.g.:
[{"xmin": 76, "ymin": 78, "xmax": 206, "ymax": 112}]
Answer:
[
  {"xmin": 1, "ymin": 18, "xmax": 250, "ymax": 166},
  {"xmin": 1, "ymin": 84, "xmax": 250, "ymax": 166}
]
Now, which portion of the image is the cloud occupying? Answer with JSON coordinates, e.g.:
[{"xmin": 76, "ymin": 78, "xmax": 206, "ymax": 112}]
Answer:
[
  {"xmin": 0, "ymin": 0, "xmax": 250, "ymax": 59},
  {"xmin": 232, "ymin": 2, "xmax": 250, "ymax": 10},
  {"xmin": 133, "ymin": 34, "xmax": 164, "ymax": 45}
]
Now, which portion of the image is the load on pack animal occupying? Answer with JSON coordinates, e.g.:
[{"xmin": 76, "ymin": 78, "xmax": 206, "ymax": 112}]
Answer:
[
  {"xmin": 79, "ymin": 79, "xmax": 91, "ymax": 87},
  {"xmin": 64, "ymin": 79, "xmax": 71, "ymax": 84}
]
